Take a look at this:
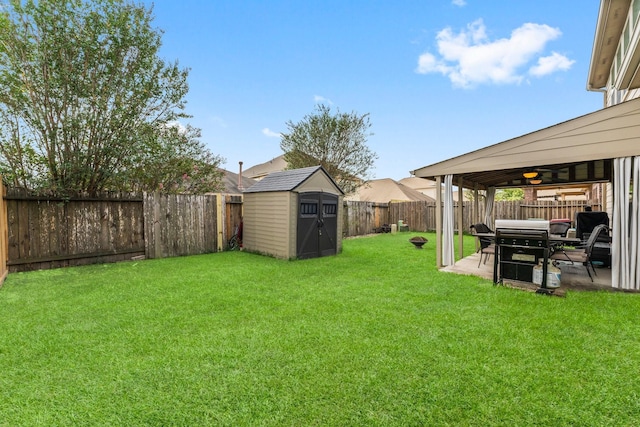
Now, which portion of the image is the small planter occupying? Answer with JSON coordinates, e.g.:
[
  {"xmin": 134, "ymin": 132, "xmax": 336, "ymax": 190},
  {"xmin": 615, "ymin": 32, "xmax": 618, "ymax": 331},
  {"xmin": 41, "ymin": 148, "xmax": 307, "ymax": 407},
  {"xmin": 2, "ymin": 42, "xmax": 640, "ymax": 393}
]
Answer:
[{"xmin": 409, "ymin": 236, "xmax": 428, "ymax": 249}]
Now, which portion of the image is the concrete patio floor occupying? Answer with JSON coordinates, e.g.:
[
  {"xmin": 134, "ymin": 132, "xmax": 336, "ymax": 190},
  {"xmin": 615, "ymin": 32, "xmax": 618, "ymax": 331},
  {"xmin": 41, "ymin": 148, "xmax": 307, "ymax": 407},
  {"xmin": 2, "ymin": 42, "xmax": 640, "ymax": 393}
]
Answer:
[{"xmin": 441, "ymin": 252, "xmax": 617, "ymax": 296}]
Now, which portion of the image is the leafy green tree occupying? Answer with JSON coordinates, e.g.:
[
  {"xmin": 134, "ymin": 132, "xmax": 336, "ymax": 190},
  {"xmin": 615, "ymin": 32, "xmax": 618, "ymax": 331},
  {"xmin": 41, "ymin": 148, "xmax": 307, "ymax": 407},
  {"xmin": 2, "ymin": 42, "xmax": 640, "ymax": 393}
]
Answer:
[
  {"xmin": 124, "ymin": 123, "xmax": 223, "ymax": 194},
  {"xmin": 280, "ymin": 104, "xmax": 377, "ymax": 194},
  {"xmin": 495, "ymin": 188, "xmax": 524, "ymax": 201},
  {"xmin": 0, "ymin": 0, "xmax": 223, "ymax": 195}
]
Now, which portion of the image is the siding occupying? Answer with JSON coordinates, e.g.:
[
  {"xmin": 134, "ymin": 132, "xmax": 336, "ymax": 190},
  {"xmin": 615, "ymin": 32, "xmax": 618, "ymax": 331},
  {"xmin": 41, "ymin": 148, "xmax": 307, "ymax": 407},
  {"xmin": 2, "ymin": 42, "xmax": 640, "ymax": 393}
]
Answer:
[
  {"xmin": 297, "ymin": 172, "xmax": 341, "ymax": 193},
  {"xmin": 243, "ymin": 191, "xmax": 293, "ymax": 258}
]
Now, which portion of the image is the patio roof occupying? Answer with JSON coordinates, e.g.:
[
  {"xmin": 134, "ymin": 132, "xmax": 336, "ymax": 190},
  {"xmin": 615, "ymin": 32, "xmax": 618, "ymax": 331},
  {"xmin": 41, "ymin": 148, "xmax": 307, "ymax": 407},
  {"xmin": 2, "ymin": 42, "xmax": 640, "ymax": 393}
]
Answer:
[{"xmin": 411, "ymin": 96, "xmax": 640, "ymax": 189}]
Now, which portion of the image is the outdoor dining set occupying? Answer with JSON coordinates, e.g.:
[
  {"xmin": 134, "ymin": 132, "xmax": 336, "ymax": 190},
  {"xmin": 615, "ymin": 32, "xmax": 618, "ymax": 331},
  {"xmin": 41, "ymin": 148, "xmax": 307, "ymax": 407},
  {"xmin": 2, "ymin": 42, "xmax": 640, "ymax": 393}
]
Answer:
[{"xmin": 471, "ymin": 212, "xmax": 611, "ymax": 293}]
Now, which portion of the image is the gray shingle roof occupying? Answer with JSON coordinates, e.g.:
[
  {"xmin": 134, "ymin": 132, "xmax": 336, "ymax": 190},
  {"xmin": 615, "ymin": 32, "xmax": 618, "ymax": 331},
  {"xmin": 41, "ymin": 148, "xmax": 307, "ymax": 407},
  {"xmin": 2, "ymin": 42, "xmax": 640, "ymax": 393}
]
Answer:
[{"xmin": 244, "ymin": 166, "xmax": 340, "ymax": 193}]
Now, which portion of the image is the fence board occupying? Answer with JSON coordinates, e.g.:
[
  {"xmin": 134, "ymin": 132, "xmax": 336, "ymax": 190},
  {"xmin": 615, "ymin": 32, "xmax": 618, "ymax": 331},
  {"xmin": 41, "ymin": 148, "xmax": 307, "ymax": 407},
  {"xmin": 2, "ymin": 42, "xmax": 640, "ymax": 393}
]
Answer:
[
  {"xmin": 224, "ymin": 195, "xmax": 243, "ymax": 247},
  {"xmin": 143, "ymin": 192, "xmax": 217, "ymax": 259},
  {"xmin": 6, "ymin": 190, "xmax": 145, "ymax": 272},
  {"xmin": 382, "ymin": 200, "xmax": 599, "ymax": 234},
  {"xmin": 0, "ymin": 181, "xmax": 7, "ymax": 284},
  {"xmin": 342, "ymin": 201, "xmax": 388, "ymax": 237}
]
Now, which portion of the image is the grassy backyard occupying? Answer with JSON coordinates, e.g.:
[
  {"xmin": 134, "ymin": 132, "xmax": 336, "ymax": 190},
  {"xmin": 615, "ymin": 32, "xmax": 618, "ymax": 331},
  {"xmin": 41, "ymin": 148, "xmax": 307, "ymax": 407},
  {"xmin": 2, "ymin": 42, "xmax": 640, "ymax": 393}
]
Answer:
[{"xmin": 1, "ymin": 232, "xmax": 640, "ymax": 426}]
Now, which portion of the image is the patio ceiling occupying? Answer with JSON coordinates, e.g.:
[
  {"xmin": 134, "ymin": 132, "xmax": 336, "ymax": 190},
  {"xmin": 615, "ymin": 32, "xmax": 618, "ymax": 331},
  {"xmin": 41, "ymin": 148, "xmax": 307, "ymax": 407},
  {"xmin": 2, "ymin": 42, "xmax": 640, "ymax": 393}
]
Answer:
[
  {"xmin": 441, "ymin": 159, "xmax": 613, "ymax": 190},
  {"xmin": 411, "ymin": 95, "xmax": 640, "ymax": 190}
]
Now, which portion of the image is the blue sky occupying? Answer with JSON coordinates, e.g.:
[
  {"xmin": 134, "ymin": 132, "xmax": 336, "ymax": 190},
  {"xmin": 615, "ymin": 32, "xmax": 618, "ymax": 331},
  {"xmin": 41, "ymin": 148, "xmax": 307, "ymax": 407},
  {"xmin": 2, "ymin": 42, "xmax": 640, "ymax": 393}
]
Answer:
[{"xmin": 146, "ymin": 0, "xmax": 603, "ymax": 180}]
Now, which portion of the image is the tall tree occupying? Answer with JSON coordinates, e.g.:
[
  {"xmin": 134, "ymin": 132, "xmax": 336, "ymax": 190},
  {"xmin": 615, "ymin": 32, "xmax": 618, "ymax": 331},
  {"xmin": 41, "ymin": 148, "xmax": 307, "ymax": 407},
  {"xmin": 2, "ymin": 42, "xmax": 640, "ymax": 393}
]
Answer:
[
  {"xmin": 495, "ymin": 188, "xmax": 524, "ymax": 201},
  {"xmin": 280, "ymin": 104, "xmax": 377, "ymax": 194},
  {"xmin": 125, "ymin": 123, "xmax": 223, "ymax": 194},
  {"xmin": 0, "ymin": 0, "xmax": 223, "ymax": 195}
]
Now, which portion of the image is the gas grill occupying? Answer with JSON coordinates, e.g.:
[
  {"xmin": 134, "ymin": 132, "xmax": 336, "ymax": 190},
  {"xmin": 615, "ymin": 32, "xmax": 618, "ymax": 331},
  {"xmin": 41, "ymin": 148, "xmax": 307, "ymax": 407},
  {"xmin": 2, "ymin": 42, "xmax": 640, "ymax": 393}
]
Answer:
[{"xmin": 493, "ymin": 227, "xmax": 550, "ymax": 288}]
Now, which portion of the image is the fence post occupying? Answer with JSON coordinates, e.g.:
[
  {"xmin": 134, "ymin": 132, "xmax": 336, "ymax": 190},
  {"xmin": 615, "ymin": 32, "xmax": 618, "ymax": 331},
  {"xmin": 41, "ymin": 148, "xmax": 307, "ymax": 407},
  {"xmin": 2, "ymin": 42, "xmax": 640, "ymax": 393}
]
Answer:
[
  {"xmin": 0, "ymin": 178, "xmax": 7, "ymax": 285},
  {"xmin": 216, "ymin": 193, "xmax": 224, "ymax": 252}
]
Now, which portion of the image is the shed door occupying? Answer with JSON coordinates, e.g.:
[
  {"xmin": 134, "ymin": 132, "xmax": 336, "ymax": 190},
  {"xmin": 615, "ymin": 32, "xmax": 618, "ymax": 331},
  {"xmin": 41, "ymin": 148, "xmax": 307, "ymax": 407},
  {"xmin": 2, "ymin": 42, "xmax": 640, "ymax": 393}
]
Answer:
[{"xmin": 297, "ymin": 193, "xmax": 338, "ymax": 259}]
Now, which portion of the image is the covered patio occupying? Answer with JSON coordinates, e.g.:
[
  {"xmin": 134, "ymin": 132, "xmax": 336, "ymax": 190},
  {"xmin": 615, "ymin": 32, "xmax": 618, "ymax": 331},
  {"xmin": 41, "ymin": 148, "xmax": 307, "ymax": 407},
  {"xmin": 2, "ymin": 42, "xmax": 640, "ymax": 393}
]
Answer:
[
  {"xmin": 412, "ymin": 96, "xmax": 640, "ymax": 291},
  {"xmin": 441, "ymin": 252, "xmax": 614, "ymax": 295}
]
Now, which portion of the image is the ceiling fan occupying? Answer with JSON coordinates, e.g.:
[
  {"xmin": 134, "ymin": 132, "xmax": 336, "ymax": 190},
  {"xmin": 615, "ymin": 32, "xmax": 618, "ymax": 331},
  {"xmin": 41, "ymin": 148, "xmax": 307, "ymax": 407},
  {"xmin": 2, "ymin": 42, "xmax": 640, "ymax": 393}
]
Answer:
[{"xmin": 522, "ymin": 166, "xmax": 569, "ymax": 185}]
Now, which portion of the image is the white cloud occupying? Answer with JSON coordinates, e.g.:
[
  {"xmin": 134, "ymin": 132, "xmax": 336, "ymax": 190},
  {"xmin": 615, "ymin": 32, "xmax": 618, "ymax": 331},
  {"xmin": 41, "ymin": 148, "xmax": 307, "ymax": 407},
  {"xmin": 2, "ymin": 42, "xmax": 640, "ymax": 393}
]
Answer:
[
  {"xmin": 209, "ymin": 115, "xmax": 227, "ymax": 128},
  {"xmin": 314, "ymin": 95, "xmax": 333, "ymax": 104},
  {"xmin": 416, "ymin": 19, "xmax": 571, "ymax": 88},
  {"xmin": 452, "ymin": 0, "xmax": 466, "ymax": 6},
  {"xmin": 529, "ymin": 51, "xmax": 575, "ymax": 77},
  {"xmin": 262, "ymin": 128, "xmax": 281, "ymax": 138},
  {"xmin": 165, "ymin": 120, "xmax": 188, "ymax": 134}
]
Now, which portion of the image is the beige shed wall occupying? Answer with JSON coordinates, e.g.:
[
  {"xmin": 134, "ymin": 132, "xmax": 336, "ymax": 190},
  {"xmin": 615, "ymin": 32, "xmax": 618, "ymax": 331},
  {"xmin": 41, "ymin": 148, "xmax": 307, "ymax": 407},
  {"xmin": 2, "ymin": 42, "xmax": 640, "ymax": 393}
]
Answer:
[
  {"xmin": 337, "ymin": 195, "xmax": 344, "ymax": 253},
  {"xmin": 296, "ymin": 173, "xmax": 339, "ymax": 193},
  {"xmin": 243, "ymin": 191, "xmax": 294, "ymax": 259}
]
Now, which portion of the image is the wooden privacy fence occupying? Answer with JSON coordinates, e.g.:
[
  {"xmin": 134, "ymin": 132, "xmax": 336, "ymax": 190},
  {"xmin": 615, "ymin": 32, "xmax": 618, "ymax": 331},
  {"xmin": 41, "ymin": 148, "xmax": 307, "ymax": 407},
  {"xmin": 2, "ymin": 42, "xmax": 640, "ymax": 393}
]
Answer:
[
  {"xmin": 224, "ymin": 195, "xmax": 243, "ymax": 248},
  {"xmin": 4, "ymin": 191, "xmax": 245, "ymax": 272},
  {"xmin": 493, "ymin": 200, "xmax": 600, "ymax": 222},
  {"xmin": 143, "ymin": 192, "xmax": 217, "ymax": 259},
  {"xmin": 0, "ymin": 181, "xmax": 7, "ymax": 285},
  {"xmin": 342, "ymin": 201, "xmax": 388, "ymax": 237},
  {"xmin": 0, "ymin": 189, "xmax": 599, "ymax": 274},
  {"xmin": 395, "ymin": 200, "xmax": 598, "ymax": 232},
  {"xmin": 6, "ymin": 190, "xmax": 146, "ymax": 272}
]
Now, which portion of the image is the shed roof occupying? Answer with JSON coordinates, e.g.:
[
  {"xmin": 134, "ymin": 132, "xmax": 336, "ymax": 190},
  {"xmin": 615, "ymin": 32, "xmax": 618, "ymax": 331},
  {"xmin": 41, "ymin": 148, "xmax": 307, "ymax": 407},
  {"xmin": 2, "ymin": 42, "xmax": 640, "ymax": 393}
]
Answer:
[
  {"xmin": 243, "ymin": 165, "xmax": 344, "ymax": 194},
  {"xmin": 412, "ymin": 96, "xmax": 640, "ymax": 189}
]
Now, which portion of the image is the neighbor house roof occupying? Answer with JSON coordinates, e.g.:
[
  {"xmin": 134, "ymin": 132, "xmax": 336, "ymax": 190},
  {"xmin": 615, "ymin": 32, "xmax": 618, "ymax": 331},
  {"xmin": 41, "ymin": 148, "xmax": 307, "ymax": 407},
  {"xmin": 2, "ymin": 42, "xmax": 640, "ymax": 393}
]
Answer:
[
  {"xmin": 221, "ymin": 169, "xmax": 256, "ymax": 194},
  {"xmin": 243, "ymin": 165, "xmax": 344, "ymax": 194},
  {"xmin": 243, "ymin": 155, "xmax": 288, "ymax": 180},
  {"xmin": 397, "ymin": 177, "xmax": 437, "ymax": 192},
  {"xmin": 412, "ymin": 95, "xmax": 640, "ymax": 189},
  {"xmin": 351, "ymin": 178, "xmax": 435, "ymax": 203}
]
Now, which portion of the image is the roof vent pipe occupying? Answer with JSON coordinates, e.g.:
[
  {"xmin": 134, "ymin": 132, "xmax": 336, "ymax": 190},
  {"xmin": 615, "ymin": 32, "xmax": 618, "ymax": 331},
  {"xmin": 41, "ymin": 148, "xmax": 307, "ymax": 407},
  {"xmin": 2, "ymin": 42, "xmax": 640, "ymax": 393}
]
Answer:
[{"xmin": 238, "ymin": 161, "xmax": 244, "ymax": 192}]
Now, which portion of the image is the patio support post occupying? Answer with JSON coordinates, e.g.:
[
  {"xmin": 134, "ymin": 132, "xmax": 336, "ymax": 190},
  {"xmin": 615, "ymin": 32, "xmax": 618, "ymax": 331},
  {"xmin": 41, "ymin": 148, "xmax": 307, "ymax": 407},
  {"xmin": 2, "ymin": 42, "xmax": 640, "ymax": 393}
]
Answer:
[
  {"xmin": 458, "ymin": 176, "xmax": 464, "ymax": 260},
  {"xmin": 436, "ymin": 175, "xmax": 442, "ymax": 267}
]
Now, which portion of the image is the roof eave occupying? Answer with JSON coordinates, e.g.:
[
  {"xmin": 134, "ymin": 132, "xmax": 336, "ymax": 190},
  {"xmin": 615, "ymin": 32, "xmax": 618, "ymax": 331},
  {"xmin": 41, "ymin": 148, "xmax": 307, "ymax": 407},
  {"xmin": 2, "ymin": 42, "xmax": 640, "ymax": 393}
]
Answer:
[{"xmin": 587, "ymin": 0, "xmax": 631, "ymax": 91}]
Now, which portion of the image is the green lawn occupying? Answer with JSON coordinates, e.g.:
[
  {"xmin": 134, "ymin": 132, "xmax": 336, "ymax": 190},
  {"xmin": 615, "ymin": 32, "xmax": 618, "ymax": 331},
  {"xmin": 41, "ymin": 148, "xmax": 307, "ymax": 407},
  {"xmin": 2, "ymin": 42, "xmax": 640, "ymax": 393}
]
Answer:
[{"xmin": 2, "ymin": 232, "xmax": 640, "ymax": 426}]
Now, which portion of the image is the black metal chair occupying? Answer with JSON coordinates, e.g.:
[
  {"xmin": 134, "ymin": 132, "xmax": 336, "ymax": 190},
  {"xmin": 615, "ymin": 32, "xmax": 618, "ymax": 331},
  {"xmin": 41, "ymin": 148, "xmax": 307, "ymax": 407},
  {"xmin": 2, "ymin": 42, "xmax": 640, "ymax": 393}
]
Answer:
[
  {"xmin": 471, "ymin": 223, "xmax": 495, "ymax": 268},
  {"xmin": 550, "ymin": 224, "xmax": 609, "ymax": 282}
]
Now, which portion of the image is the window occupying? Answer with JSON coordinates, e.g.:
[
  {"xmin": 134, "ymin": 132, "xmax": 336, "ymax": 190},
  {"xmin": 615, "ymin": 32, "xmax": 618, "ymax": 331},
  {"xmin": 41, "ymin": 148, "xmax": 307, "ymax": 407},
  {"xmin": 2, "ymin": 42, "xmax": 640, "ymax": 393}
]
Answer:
[
  {"xmin": 300, "ymin": 202, "xmax": 318, "ymax": 215},
  {"xmin": 323, "ymin": 203, "xmax": 337, "ymax": 216}
]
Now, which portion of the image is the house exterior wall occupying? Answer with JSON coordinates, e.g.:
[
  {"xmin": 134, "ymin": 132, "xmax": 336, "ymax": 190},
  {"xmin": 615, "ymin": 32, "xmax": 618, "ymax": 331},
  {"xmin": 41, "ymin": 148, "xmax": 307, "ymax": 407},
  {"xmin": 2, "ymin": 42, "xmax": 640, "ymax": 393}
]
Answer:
[
  {"xmin": 243, "ymin": 191, "xmax": 294, "ymax": 259},
  {"xmin": 598, "ymin": 0, "xmax": 640, "ymax": 105}
]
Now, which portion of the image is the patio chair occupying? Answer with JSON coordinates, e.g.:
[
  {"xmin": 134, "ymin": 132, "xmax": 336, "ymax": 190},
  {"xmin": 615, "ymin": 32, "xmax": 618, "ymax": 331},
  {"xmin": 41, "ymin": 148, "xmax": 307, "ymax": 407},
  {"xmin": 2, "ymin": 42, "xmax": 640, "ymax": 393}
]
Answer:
[
  {"xmin": 470, "ymin": 223, "xmax": 495, "ymax": 268},
  {"xmin": 550, "ymin": 224, "xmax": 609, "ymax": 282}
]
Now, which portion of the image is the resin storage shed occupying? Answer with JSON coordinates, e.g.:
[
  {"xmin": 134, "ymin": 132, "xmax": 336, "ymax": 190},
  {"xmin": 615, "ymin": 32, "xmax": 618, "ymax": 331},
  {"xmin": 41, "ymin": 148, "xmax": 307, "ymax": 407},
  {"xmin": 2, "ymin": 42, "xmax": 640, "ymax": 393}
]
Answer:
[{"xmin": 243, "ymin": 166, "xmax": 344, "ymax": 259}]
